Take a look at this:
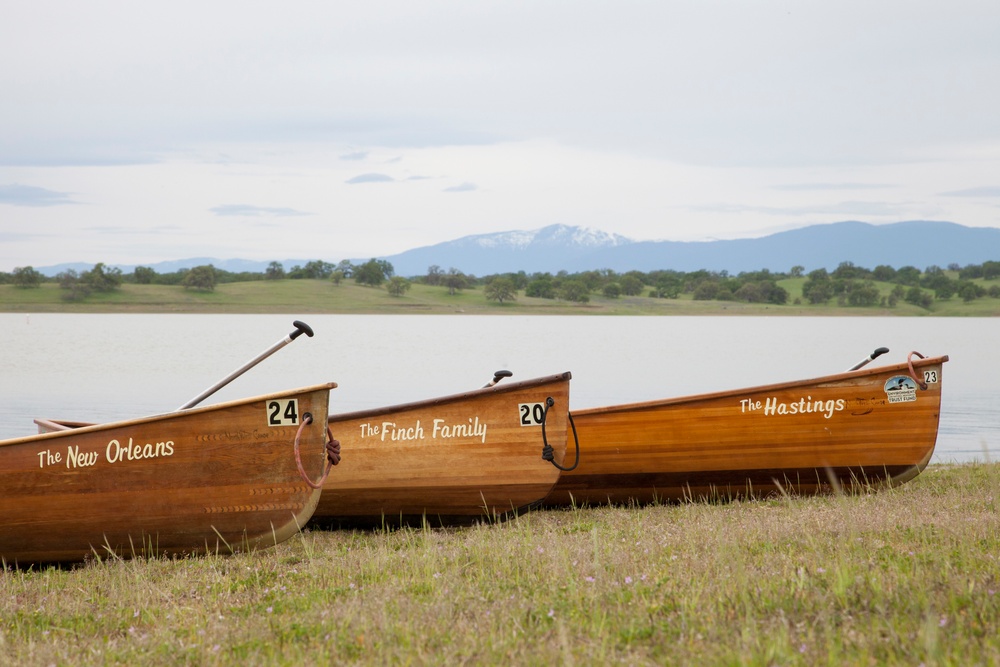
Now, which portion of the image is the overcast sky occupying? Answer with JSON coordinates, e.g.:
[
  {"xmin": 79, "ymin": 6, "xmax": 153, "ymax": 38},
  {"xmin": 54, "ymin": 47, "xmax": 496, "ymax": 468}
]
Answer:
[{"xmin": 2, "ymin": 1, "xmax": 999, "ymax": 272}]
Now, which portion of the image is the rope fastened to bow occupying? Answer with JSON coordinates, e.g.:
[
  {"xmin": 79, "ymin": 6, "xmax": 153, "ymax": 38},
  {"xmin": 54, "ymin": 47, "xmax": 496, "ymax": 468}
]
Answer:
[
  {"xmin": 906, "ymin": 351, "xmax": 929, "ymax": 390},
  {"xmin": 294, "ymin": 413, "xmax": 338, "ymax": 489},
  {"xmin": 540, "ymin": 396, "xmax": 581, "ymax": 472}
]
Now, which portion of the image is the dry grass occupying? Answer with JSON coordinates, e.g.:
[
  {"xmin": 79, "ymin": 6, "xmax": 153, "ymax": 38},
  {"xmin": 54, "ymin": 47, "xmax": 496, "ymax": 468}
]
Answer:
[{"xmin": 3, "ymin": 463, "xmax": 999, "ymax": 665}]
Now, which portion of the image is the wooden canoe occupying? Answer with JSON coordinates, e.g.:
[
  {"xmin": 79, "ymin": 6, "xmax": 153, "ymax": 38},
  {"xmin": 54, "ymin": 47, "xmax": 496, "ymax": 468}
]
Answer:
[
  {"xmin": 543, "ymin": 353, "xmax": 948, "ymax": 507},
  {"xmin": 1, "ymin": 383, "xmax": 336, "ymax": 564},
  {"xmin": 315, "ymin": 372, "xmax": 572, "ymax": 526}
]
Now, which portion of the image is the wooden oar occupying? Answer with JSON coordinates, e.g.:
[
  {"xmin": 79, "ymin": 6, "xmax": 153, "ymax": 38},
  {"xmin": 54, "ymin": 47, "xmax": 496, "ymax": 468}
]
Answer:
[
  {"xmin": 178, "ymin": 320, "xmax": 315, "ymax": 410},
  {"xmin": 847, "ymin": 346, "xmax": 889, "ymax": 372}
]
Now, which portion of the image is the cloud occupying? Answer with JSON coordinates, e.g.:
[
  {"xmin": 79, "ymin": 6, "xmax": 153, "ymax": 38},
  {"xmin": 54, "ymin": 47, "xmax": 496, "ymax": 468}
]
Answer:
[
  {"xmin": 938, "ymin": 186, "xmax": 1000, "ymax": 197},
  {"xmin": 771, "ymin": 182, "xmax": 895, "ymax": 191},
  {"xmin": 209, "ymin": 204, "xmax": 311, "ymax": 217},
  {"xmin": 443, "ymin": 182, "xmax": 477, "ymax": 193},
  {"xmin": 339, "ymin": 151, "xmax": 369, "ymax": 161},
  {"xmin": 0, "ymin": 183, "xmax": 78, "ymax": 206},
  {"xmin": 346, "ymin": 173, "xmax": 395, "ymax": 184}
]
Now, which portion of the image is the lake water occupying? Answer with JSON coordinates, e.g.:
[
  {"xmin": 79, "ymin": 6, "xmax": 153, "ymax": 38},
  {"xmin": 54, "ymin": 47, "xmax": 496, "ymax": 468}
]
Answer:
[{"xmin": 1, "ymin": 314, "xmax": 996, "ymax": 463}]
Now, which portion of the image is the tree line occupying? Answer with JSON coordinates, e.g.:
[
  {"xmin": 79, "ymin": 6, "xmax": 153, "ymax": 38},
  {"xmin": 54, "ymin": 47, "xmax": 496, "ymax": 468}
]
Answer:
[{"xmin": 4, "ymin": 259, "xmax": 1000, "ymax": 308}]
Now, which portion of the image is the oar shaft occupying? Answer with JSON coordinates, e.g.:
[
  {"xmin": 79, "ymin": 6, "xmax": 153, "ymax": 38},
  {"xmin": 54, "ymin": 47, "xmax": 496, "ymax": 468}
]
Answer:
[
  {"xmin": 178, "ymin": 320, "xmax": 314, "ymax": 410},
  {"xmin": 847, "ymin": 346, "xmax": 889, "ymax": 372}
]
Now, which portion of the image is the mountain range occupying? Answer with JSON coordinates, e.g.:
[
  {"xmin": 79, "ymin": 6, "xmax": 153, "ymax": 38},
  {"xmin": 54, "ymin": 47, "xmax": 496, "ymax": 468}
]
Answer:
[{"xmin": 32, "ymin": 220, "xmax": 1000, "ymax": 278}]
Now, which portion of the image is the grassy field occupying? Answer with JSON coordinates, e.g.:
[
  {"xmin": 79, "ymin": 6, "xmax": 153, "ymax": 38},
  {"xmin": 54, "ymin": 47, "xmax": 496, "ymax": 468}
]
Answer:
[
  {"xmin": 3, "ymin": 463, "xmax": 998, "ymax": 665},
  {"xmin": 3, "ymin": 278, "xmax": 1000, "ymax": 315}
]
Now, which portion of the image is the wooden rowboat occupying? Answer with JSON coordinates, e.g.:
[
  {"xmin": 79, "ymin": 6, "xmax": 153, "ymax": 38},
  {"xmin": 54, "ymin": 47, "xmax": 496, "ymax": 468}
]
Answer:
[
  {"xmin": 1, "ymin": 383, "xmax": 336, "ymax": 564},
  {"xmin": 315, "ymin": 372, "xmax": 573, "ymax": 526},
  {"xmin": 543, "ymin": 353, "xmax": 948, "ymax": 507}
]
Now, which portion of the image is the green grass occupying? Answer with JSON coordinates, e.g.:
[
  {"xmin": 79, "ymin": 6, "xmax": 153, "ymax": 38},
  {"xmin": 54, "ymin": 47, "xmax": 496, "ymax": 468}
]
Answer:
[
  {"xmin": 3, "ymin": 463, "xmax": 999, "ymax": 665},
  {"xmin": 3, "ymin": 278, "xmax": 1000, "ymax": 315}
]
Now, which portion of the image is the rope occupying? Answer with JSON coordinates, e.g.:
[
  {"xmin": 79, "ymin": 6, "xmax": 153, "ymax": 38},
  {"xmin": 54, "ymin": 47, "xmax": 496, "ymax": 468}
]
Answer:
[
  {"xmin": 540, "ymin": 396, "xmax": 581, "ymax": 472},
  {"xmin": 906, "ymin": 351, "xmax": 929, "ymax": 390},
  {"xmin": 294, "ymin": 413, "xmax": 335, "ymax": 490}
]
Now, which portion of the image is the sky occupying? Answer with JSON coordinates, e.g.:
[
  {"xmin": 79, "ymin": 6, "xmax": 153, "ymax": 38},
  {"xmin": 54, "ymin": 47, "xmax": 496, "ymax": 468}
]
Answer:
[{"xmin": 2, "ymin": 0, "xmax": 1000, "ymax": 272}]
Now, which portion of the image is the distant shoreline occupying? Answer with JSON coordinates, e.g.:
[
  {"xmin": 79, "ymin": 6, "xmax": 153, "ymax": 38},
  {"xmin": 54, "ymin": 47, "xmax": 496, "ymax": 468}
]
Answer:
[{"xmin": 2, "ymin": 280, "xmax": 998, "ymax": 316}]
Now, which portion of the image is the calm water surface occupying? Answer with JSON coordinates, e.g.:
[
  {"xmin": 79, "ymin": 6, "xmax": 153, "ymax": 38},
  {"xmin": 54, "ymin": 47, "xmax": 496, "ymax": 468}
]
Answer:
[{"xmin": 1, "ymin": 314, "xmax": 996, "ymax": 463}]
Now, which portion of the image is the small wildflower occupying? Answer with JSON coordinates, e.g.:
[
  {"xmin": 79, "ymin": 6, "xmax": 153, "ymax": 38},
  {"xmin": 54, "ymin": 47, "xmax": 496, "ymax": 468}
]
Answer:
[
  {"xmin": 547, "ymin": 609, "xmax": 555, "ymax": 618},
  {"xmin": 212, "ymin": 645, "xmax": 221, "ymax": 653},
  {"xmin": 267, "ymin": 607, "xmax": 273, "ymax": 614},
  {"xmin": 625, "ymin": 576, "xmax": 633, "ymax": 585},
  {"xmin": 433, "ymin": 572, "xmax": 441, "ymax": 579},
  {"xmin": 585, "ymin": 576, "xmax": 596, "ymax": 583},
  {"xmin": 816, "ymin": 567, "xmax": 825, "ymax": 574},
  {"xmin": 939, "ymin": 616, "xmax": 947, "ymax": 627},
  {"xmin": 537, "ymin": 546, "xmax": 544, "ymax": 554},
  {"xmin": 133, "ymin": 609, "xmax": 140, "ymax": 618},
  {"xmin": 799, "ymin": 644, "xmax": 807, "ymax": 654}
]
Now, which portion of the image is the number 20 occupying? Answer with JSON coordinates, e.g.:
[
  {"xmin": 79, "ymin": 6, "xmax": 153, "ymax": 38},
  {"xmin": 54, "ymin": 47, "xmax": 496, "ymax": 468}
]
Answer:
[{"xmin": 519, "ymin": 403, "xmax": 545, "ymax": 427}]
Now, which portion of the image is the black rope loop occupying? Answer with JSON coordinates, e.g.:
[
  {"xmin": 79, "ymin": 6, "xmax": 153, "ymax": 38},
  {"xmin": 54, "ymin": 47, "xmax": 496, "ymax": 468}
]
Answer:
[{"xmin": 540, "ymin": 396, "xmax": 581, "ymax": 472}]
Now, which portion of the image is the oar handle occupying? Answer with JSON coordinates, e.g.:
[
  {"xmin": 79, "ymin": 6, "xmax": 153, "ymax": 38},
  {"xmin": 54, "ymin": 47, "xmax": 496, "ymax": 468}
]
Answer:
[
  {"xmin": 290, "ymin": 320, "xmax": 314, "ymax": 340},
  {"xmin": 483, "ymin": 370, "xmax": 513, "ymax": 388}
]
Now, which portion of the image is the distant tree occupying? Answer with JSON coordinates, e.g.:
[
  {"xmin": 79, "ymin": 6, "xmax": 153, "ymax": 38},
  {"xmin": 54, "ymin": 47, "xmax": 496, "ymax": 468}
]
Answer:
[
  {"xmin": 132, "ymin": 266, "xmax": 156, "ymax": 284},
  {"xmin": 895, "ymin": 266, "xmax": 922, "ymax": 286},
  {"xmin": 335, "ymin": 260, "xmax": 355, "ymax": 278},
  {"xmin": 801, "ymin": 269, "xmax": 833, "ymax": 304},
  {"xmin": 525, "ymin": 275, "xmax": 556, "ymax": 299},
  {"xmin": 872, "ymin": 265, "xmax": 896, "ymax": 282},
  {"xmin": 182, "ymin": 265, "xmax": 218, "ymax": 291},
  {"xmin": 426, "ymin": 265, "xmax": 444, "ymax": 286},
  {"xmin": 957, "ymin": 281, "xmax": 985, "ymax": 303},
  {"xmin": 354, "ymin": 259, "xmax": 388, "ymax": 287},
  {"xmin": 602, "ymin": 283, "xmax": 622, "ymax": 299},
  {"xmin": 692, "ymin": 281, "xmax": 719, "ymax": 301},
  {"xmin": 386, "ymin": 276, "xmax": 411, "ymax": 297},
  {"xmin": 12, "ymin": 266, "xmax": 43, "ymax": 289},
  {"xmin": 330, "ymin": 270, "xmax": 345, "ymax": 285},
  {"xmin": 789, "ymin": 265, "xmax": 805, "ymax": 278},
  {"xmin": 649, "ymin": 274, "xmax": 682, "ymax": 298},
  {"xmin": 844, "ymin": 280, "xmax": 881, "ymax": 307},
  {"xmin": 301, "ymin": 260, "xmax": 334, "ymax": 279},
  {"xmin": 619, "ymin": 275, "xmax": 643, "ymax": 296},
  {"xmin": 83, "ymin": 263, "xmax": 123, "ymax": 292},
  {"xmin": 442, "ymin": 268, "xmax": 469, "ymax": 296},
  {"xmin": 904, "ymin": 286, "xmax": 933, "ymax": 308},
  {"xmin": 832, "ymin": 261, "xmax": 866, "ymax": 280},
  {"xmin": 265, "ymin": 261, "xmax": 285, "ymax": 280},
  {"xmin": 559, "ymin": 280, "xmax": 590, "ymax": 303},
  {"xmin": 56, "ymin": 269, "xmax": 90, "ymax": 301},
  {"xmin": 485, "ymin": 277, "xmax": 517, "ymax": 304}
]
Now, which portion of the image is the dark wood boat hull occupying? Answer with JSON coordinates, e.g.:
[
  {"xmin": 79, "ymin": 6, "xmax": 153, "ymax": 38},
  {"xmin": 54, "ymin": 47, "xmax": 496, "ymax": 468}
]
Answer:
[
  {"xmin": 2, "ymin": 384, "xmax": 335, "ymax": 564},
  {"xmin": 544, "ymin": 354, "xmax": 947, "ymax": 506},
  {"xmin": 316, "ymin": 373, "xmax": 571, "ymax": 526}
]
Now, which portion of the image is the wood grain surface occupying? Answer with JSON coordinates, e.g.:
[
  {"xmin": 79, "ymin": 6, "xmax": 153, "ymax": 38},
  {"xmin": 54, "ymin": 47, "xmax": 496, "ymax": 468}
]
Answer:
[
  {"xmin": 544, "ymin": 354, "xmax": 948, "ymax": 506},
  {"xmin": 1, "ymin": 383, "xmax": 336, "ymax": 563}
]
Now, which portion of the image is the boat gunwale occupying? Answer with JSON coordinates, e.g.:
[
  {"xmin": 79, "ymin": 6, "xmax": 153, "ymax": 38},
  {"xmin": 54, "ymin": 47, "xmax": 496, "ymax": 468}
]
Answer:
[
  {"xmin": 328, "ymin": 371, "xmax": 572, "ymax": 423},
  {"xmin": 572, "ymin": 354, "xmax": 950, "ymax": 417},
  {"xmin": 2, "ymin": 381, "xmax": 338, "ymax": 447}
]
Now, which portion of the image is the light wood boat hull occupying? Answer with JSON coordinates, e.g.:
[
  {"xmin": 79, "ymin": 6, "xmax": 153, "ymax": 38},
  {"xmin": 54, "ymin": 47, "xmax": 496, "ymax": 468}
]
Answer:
[
  {"xmin": 1, "ymin": 383, "xmax": 336, "ymax": 564},
  {"xmin": 316, "ymin": 372, "xmax": 572, "ymax": 526},
  {"xmin": 544, "ymin": 355, "xmax": 948, "ymax": 506}
]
